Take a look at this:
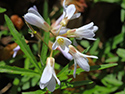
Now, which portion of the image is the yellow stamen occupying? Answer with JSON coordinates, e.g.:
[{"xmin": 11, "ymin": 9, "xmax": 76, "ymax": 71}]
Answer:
[{"xmin": 57, "ymin": 38, "xmax": 64, "ymax": 45}]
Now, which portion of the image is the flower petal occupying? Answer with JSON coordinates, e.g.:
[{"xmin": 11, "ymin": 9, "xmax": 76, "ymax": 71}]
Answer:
[
  {"xmin": 24, "ymin": 13, "xmax": 49, "ymax": 31},
  {"xmin": 66, "ymin": 4, "xmax": 76, "ymax": 19},
  {"xmin": 13, "ymin": 51, "xmax": 17, "ymax": 58},
  {"xmin": 13, "ymin": 45, "xmax": 20, "ymax": 58},
  {"xmin": 77, "ymin": 22, "xmax": 94, "ymax": 31},
  {"xmin": 52, "ymin": 70, "xmax": 61, "ymax": 85},
  {"xmin": 73, "ymin": 61, "xmax": 77, "ymax": 78},
  {"xmin": 57, "ymin": 46, "xmax": 73, "ymax": 60},
  {"xmin": 55, "ymin": 14, "xmax": 64, "ymax": 26},
  {"xmin": 82, "ymin": 54, "xmax": 98, "ymax": 59},
  {"xmin": 39, "ymin": 82, "xmax": 48, "ymax": 89},
  {"xmin": 59, "ymin": 27, "xmax": 69, "ymax": 35},
  {"xmin": 40, "ymin": 65, "xmax": 52, "ymax": 84},
  {"xmin": 28, "ymin": 6, "xmax": 42, "ymax": 19},
  {"xmin": 75, "ymin": 56, "xmax": 90, "ymax": 72},
  {"xmin": 63, "ymin": 37, "xmax": 72, "ymax": 45},
  {"xmin": 47, "ymin": 76, "xmax": 56, "ymax": 92},
  {"xmin": 52, "ymin": 40, "xmax": 59, "ymax": 50},
  {"xmin": 70, "ymin": 13, "xmax": 81, "ymax": 20},
  {"xmin": 93, "ymin": 26, "xmax": 98, "ymax": 32}
]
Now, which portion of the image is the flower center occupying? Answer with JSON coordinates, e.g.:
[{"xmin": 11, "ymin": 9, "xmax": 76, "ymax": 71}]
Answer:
[{"xmin": 57, "ymin": 38, "xmax": 64, "ymax": 45}]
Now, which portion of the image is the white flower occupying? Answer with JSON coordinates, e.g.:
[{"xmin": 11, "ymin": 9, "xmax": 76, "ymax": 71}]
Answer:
[
  {"xmin": 39, "ymin": 57, "xmax": 60, "ymax": 92},
  {"xmin": 68, "ymin": 45, "xmax": 98, "ymax": 78},
  {"xmin": 13, "ymin": 45, "xmax": 20, "ymax": 58},
  {"xmin": 52, "ymin": 36, "xmax": 72, "ymax": 52},
  {"xmin": 60, "ymin": 0, "xmax": 81, "ymax": 26},
  {"xmin": 24, "ymin": 6, "xmax": 50, "ymax": 32},
  {"xmin": 67, "ymin": 22, "xmax": 98, "ymax": 40}
]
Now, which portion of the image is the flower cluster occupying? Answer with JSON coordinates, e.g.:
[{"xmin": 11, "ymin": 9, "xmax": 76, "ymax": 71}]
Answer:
[{"xmin": 13, "ymin": 0, "xmax": 98, "ymax": 92}]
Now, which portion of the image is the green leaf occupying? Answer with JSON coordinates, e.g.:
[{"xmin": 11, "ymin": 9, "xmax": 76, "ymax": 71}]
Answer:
[
  {"xmin": 117, "ymin": 48, "xmax": 125, "ymax": 58},
  {"xmin": 43, "ymin": 0, "xmax": 48, "ymax": 21},
  {"xmin": 0, "ymin": 65, "xmax": 40, "ymax": 76},
  {"xmin": 22, "ymin": 81, "xmax": 30, "ymax": 90},
  {"xmin": 115, "ymin": 89, "xmax": 125, "ymax": 94},
  {"xmin": 4, "ymin": 15, "xmax": 41, "ymax": 72},
  {"xmin": 121, "ymin": 0, "xmax": 125, "ymax": 9},
  {"xmin": 112, "ymin": 33, "xmax": 124, "ymax": 49},
  {"xmin": 83, "ymin": 85, "xmax": 118, "ymax": 94},
  {"xmin": 68, "ymin": 63, "xmax": 118, "ymax": 76},
  {"xmin": 90, "ymin": 38, "xmax": 100, "ymax": 54},
  {"xmin": 0, "ymin": 7, "xmax": 6, "ymax": 13},
  {"xmin": 121, "ymin": 9, "xmax": 125, "ymax": 22},
  {"xmin": 80, "ymin": 40, "xmax": 90, "ymax": 48},
  {"xmin": 105, "ymin": 57, "xmax": 119, "ymax": 62},
  {"xmin": 22, "ymin": 90, "xmax": 46, "ymax": 94},
  {"xmin": 101, "ymin": 74, "xmax": 123, "ymax": 87}
]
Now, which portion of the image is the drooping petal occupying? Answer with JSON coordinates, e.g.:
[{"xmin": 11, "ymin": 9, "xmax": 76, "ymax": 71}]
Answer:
[
  {"xmin": 52, "ymin": 70, "xmax": 61, "ymax": 85},
  {"xmin": 75, "ymin": 56, "xmax": 90, "ymax": 72},
  {"xmin": 40, "ymin": 65, "xmax": 52, "ymax": 84},
  {"xmin": 73, "ymin": 61, "xmax": 77, "ymax": 78},
  {"xmin": 47, "ymin": 76, "xmax": 56, "ymax": 92},
  {"xmin": 66, "ymin": 4, "xmax": 76, "ymax": 19}
]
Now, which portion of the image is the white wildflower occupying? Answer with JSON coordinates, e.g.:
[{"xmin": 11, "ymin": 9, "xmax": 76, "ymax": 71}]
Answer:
[
  {"xmin": 69, "ymin": 45, "xmax": 98, "ymax": 78},
  {"xmin": 40, "ymin": 57, "xmax": 60, "ymax": 92},
  {"xmin": 52, "ymin": 36, "xmax": 72, "ymax": 52}
]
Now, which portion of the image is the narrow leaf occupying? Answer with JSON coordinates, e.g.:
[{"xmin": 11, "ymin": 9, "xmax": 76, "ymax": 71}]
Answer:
[
  {"xmin": 0, "ymin": 65, "xmax": 40, "ymax": 76},
  {"xmin": 4, "ymin": 15, "xmax": 41, "ymax": 72}
]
